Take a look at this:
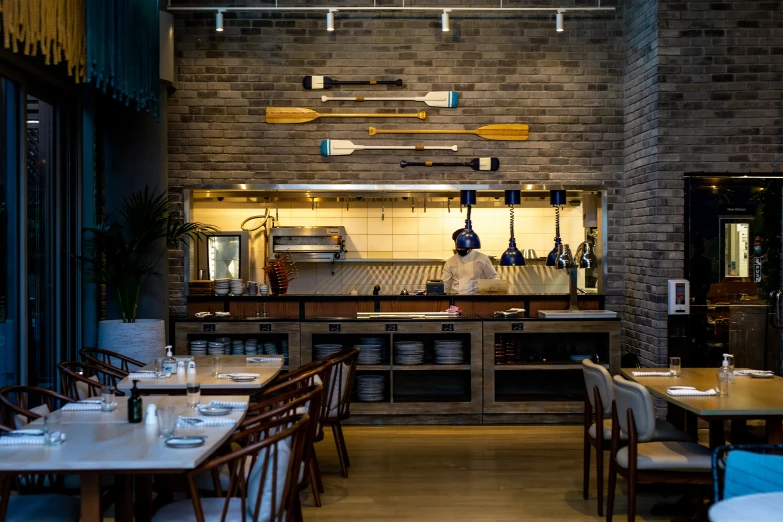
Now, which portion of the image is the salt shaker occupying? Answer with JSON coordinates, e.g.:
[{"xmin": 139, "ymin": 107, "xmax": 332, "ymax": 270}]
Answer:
[
  {"xmin": 145, "ymin": 404, "xmax": 157, "ymax": 425},
  {"xmin": 187, "ymin": 358, "xmax": 196, "ymax": 375},
  {"xmin": 177, "ymin": 360, "xmax": 186, "ymax": 373}
]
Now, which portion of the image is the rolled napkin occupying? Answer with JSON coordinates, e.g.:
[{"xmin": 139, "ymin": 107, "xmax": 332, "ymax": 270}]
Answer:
[
  {"xmin": 667, "ymin": 387, "xmax": 717, "ymax": 397},
  {"xmin": 177, "ymin": 416, "xmax": 236, "ymax": 428},
  {"xmin": 0, "ymin": 436, "xmax": 47, "ymax": 445},
  {"xmin": 247, "ymin": 357, "xmax": 283, "ymax": 364},
  {"xmin": 216, "ymin": 373, "xmax": 260, "ymax": 380},
  {"xmin": 734, "ymin": 369, "xmax": 774, "ymax": 377},
  {"xmin": 632, "ymin": 371, "xmax": 673, "ymax": 377},
  {"xmin": 62, "ymin": 403, "xmax": 103, "ymax": 411},
  {"xmin": 128, "ymin": 372, "xmax": 166, "ymax": 380},
  {"xmin": 204, "ymin": 401, "xmax": 248, "ymax": 411}
]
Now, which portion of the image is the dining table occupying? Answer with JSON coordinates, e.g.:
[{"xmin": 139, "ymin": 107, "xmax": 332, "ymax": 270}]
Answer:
[
  {"xmin": 0, "ymin": 394, "xmax": 249, "ymax": 522},
  {"xmin": 621, "ymin": 367, "xmax": 783, "ymax": 447},
  {"xmin": 116, "ymin": 354, "xmax": 283, "ymax": 395}
]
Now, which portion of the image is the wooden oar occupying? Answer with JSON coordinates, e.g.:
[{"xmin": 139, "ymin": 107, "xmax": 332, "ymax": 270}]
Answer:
[
  {"xmin": 266, "ymin": 107, "xmax": 426, "ymax": 124},
  {"xmin": 400, "ymin": 157, "xmax": 500, "ymax": 171},
  {"xmin": 320, "ymin": 140, "xmax": 458, "ymax": 157},
  {"xmin": 368, "ymin": 124, "xmax": 529, "ymax": 141},
  {"xmin": 321, "ymin": 91, "xmax": 459, "ymax": 108},
  {"xmin": 302, "ymin": 76, "xmax": 403, "ymax": 90}
]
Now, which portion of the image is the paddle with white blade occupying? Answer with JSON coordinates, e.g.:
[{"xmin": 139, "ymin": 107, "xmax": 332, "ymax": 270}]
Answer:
[
  {"xmin": 320, "ymin": 140, "xmax": 458, "ymax": 157},
  {"xmin": 321, "ymin": 91, "xmax": 459, "ymax": 108},
  {"xmin": 400, "ymin": 157, "xmax": 500, "ymax": 171},
  {"xmin": 303, "ymin": 76, "xmax": 403, "ymax": 90},
  {"xmin": 368, "ymin": 124, "xmax": 529, "ymax": 141}
]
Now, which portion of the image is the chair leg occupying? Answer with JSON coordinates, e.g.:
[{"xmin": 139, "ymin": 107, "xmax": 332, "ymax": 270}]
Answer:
[
  {"xmin": 331, "ymin": 424, "xmax": 349, "ymax": 478},
  {"xmin": 308, "ymin": 458, "xmax": 322, "ymax": 507},
  {"xmin": 583, "ymin": 435, "xmax": 591, "ymax": 500},
  {"xmin": 606, "ymin": 461, "xmax": 616, "ymax": 522},
  {"xmin": 596, "ymin": 445, "xmax": 604, "ymax": 516},
  {"xmin": 335, "ymin": 421, "xmax": 350, "ymax": 467},
  {"xmin": 311, "ymin": 447, "xmax": 325, "ymax": 494},
  {"xmin": 627, "ymin": 471, "xmax": 636, "ymax": 522},
  {"xmin": 294, "ymin": 491, "xmax": 304, "ymax": 522}
]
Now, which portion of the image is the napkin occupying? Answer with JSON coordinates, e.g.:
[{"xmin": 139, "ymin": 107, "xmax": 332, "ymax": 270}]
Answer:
[
  {"xmin": 205, "ymin": 401, "xmax": 248, "ymax": 411},
  {"xmin": 177, "ymin": 416, "xmax": 236, "ymax": 428},
  {"xmin": 247, "ymin": 357, "xmax": 283, "ymax": 364},
  {"xmin": 128, "ymin": 372, "xmax": 166, "ymax": 380},
  {"xmin": 667, "ymin": 388, "xmax": 717, "ymax": 397},
  {"xmin": 62, "ymin": 403, "xmax": 103, "ymax": 411},
  {"xmin": 216, "ymin": 373, "xmax": 260, "ymax": 379},
  {"xmin": 632, "ymin": 371, "xmax": 673, "ymax": 377},
  {"xmin": 0, "ymin": 436, "xmax": 47, "ymax": 445},
  {"xmin": 734, "ymin": 370, "xmax": 774, "ymax": 377}
]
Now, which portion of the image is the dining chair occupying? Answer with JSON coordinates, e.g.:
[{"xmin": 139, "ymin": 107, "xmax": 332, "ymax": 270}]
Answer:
[
  {"xmin": 0, "ymin": 424, "xmax": 81, "ymax": 522},
  {"xmin": 153, "ymin": 414, "xmax": 310, "ymax": 522},
  {"xmin": 712, "ymin": 443, "xmax": 783, "ymax": 502},
  {"xmin": 57, "ymin": 361, "xmax": 126, "ymax": 400},
  {"xmin": 0, "ymin": 385, "xmax": 74, "ymax": 428},
  {"xmin": 606, "ymin": 376, "xmax": 713, "ymax": 522},
  {"xmin": 321, "ymin": 347, "xmax": 359, "ymax": 478},
  {"xmin": 79, "ymin": 347, "xmax": 146, "ymax": 377}
]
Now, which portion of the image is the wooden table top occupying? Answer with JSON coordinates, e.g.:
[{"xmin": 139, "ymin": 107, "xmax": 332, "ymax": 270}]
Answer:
[
  {"xmin": 0, "ymin": 395, "xmax": 249, "ymax": 472},
  {"xmin": 117, "ymin": 355, "xmax": 282, "ymax": 393},
  {"xmin": 621, "ymin": 367, "xmax": 783, "ymax": 418}
]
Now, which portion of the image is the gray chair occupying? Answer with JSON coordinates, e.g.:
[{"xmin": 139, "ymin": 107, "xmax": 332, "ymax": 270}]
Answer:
[
  {"xmin": 606, "ymin": 376, "xmax": 712, "ymax": 522},
  {"xmin": 582, "ymin": 360, "xmax": 690, "ymax": 516}
]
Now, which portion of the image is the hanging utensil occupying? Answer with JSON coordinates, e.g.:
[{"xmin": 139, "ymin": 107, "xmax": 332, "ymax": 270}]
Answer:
[
  {"xmin": 302, "ymin": 76, "xmax": 403, "ymax": 90},
  {"xmin": 321, "ymin": 91, "xmax": 459, "ymax": 108},
  {"xmin": 266, "ymin": 107, "xmax": 426, "ymax": 124},
  {"xmin": 400, "ymin": 157, "xmax": 500, "ymax": 171},
  {"xmin": 320, "ymin": 140, "xmax": 458, "ymax": 156},
  {"xmin": 369, "ymin": 123, "xmax": 529, "ymax": 141}
]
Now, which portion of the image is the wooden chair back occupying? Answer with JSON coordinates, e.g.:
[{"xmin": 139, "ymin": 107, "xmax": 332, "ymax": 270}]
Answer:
[
  {"xmin": 322, "ymin": 347, "xmax": 359, "ymax": 422},
  {"xmin": 0, "ymin": 385, "xmax": 74, "ymax": 427},
  {"xmin": 262, "ymin": 361, "xmax": 333, "ymax": 439},
  {"xmin": 57, "ymin": 361, "xmax": 126, "ymax": 400},
  {"xmin": 79, "ymin": 347, "xmax": 145, "ymax": 376},
  {"xmin": 186, "ymin": 414, "xmax": 310, "ymax": 522}
]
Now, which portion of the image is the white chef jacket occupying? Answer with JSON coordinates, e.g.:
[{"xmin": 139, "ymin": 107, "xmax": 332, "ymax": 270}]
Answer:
[{"xmin": 442, "ymin": 250, "xmax": 500, "ymax": 295}]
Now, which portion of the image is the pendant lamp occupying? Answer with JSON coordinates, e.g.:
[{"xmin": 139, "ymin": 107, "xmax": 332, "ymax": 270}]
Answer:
[
  {"xmin": 546, "ymin": 189, "xmax": 566, "ymax": 266},
  {"xmin": 500, "ymin": 190, "xmax": 525, "ymax": 266},
  {"xmin": 456, "ymin": 190, "xmax": 481, "ymax": 249}
]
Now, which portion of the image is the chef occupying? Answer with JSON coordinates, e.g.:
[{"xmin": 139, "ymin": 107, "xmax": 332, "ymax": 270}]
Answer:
[{"xmin": 442, "ymin": 228, "xmax": 500, "ymax": 295}]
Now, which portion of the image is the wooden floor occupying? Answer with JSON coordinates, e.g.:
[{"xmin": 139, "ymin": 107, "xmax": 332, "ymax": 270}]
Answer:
[{"xmin": 302, "ymin": 425, "xmax": 698, "ymax": 522}]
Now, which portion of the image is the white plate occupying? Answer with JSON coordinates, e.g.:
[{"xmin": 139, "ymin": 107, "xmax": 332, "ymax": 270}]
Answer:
[
  {"xmin": 197, "ymin": 406, "xmax": 232, "ymax": 416},
  {"xmin": 165, "ymin": 436, "xmax": 205, "ymax": 448}
]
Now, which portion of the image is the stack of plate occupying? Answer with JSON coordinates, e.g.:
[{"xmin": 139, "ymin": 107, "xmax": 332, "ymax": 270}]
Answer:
[
  {"xmin": 190, "ymin": 340, "xmax": 207, "ymax": 355},
  {"xmin": 314, "ymin": 344, "xmax": 343, "ymax": 360},
  {"xmin": 244, "ymin": 339, "xmax": 258, "ymax": 355},
  {"xmin": 230, "ymin": 279, "xmax": 244, "ymax": 295},
  {"xmin": 208, "ymin": 341, "xmax": 225, "ymax": 355},
  {"xmin": 357, "ymin": 344, "xmax": 383, "ymax": 365},
  {"xmin": 434, "ymin": 340, "xmax": 464, "ymax": 365},
  {"xmin": 361, "ymin": 337, "xmax": 387, "ymax": 361},
  {"xmin": 231, "ymin": 339, "xmax": 245, "ymax": 355},
  {"xmin": 214, "ymin": 279, "xmax": 230, "ymax": 296},
  {"xmin": 263, "ymin": 342, "xmax": 278, "ymax": 355},
  {"xmin": 355, "ymin": 375, "xmax": 385, "ymax": 402},
  {"xmin": 247, "ymin": 281, "xmax": 258, "ymax": 296},
  {"xmin": 394, "ymin": 341, "xmax": 424, "ymax": 365},
  {"xmin": 215, "ymin": 337, "xmax": 232, "ymax": 355},
  {"xmin": 281, "ymin": 340, "xmax": 289, "ymax": 365}
]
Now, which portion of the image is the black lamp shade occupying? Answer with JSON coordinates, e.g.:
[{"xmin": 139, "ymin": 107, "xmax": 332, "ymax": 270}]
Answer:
[
  {"xmin": 500, "ymin": 238, "xmax": 525, "ymax": 266},
  {"xmin": 549, "ymin": 189, "xmax": 567, "ymax": 206},
  {"xmin": 456, "ymin": 220, "xmax": 481, "ymax": 249}
]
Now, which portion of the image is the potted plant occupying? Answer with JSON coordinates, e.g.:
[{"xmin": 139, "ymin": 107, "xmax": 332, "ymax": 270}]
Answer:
[{"xmin": 80, "ymin": 187, "xmax": 217, "ymax": 362}]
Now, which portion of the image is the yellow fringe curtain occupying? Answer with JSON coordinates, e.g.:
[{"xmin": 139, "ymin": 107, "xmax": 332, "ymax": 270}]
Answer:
[{"xmin": 0, "ymin": 0, "xmax": 86, "ymax": 82}]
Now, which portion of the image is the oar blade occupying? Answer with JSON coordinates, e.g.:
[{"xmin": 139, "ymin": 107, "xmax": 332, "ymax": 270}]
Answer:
[
  {"xmin": 470, "ymin": 157, "xmax": 500, "ymax": 171},
  {"xmin": 474, "ymin": 124, "xmax": 529, "ymax": 140},
  {"xmin": 320, "ymin": 140, "xmax": 355, "ymax": 156},
  {"xmin": 265, "ymin": 107, "xmax": 319, "ymax": 124},
  {"xmin": 423, "ymin": 91, "xmax": 459, "ymax": 108},
  {"xmin": 302, "ymin": 76, "xmax": 334, "ymax": 90}
]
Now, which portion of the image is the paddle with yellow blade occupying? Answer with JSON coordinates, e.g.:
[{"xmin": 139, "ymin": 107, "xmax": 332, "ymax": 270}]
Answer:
[
  {"xmin": 266, "ymin": 107, "xmax": 427, "ymax": 124},
  {"xmin": 368, "ymin": 124, "xmax": 529, "ymax": 141},
  {"xmin": 320, "ymin": 140, "xmax": 458, "ymax": 157}
]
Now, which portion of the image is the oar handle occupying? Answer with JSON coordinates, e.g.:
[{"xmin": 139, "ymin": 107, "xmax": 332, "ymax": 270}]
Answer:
[
  {"xmin": 325, "ymin": 111, "xmax": 426, "ymax": 120},
  {"xmin": 400, "ymin": 160, "xmax": 461, "ymax": 168},
  {"xmin": 323, "ymin": 96, "xmax": 417, "ymax": 103},
  {"xmin": 369, "ymin": 127, "xmax": 472, "ymax": 136},
  {"xmin": 363, "ymin": 145, "xmax": 458, "ymax": 151},
  {"xmin": 336, "ymin": 79, "xmax": 403, "ymax": 86}
]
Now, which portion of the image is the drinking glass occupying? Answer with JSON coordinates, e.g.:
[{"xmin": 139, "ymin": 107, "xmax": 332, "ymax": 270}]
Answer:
[
  {"xmin": 212, "ymin": 356, "xmax": 222, "ymax": 377},
  {"xmin": 187, "ymin": 382, "xmax": 201, "ymax": 408},
  {"xmin": 725, "ymin": 354, "xmax": 735, "ymax": 384},
  {"xmin": 717, "ymin": 371, "xmax": 730, "ymax": 397},
  {"xmin": 44, "ymin": 415, "xmax": 63, "ymax": 446},
  {"xmin": 101, "ymin": 386, "xmax": 116, "ymax": 412},
  {"xmin": 154, "ymin": 357, "xmax": 166, "ymax": 378},
  {"xmin": 157, "ymin": 406, "xmax": 178, "ymax": 438},
  {"xmin": 669, "ymin": 357, "xmax": 681, "ymax": 377}
]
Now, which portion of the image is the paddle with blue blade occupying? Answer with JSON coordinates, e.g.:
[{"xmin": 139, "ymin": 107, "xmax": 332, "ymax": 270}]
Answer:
[
  {"xmin": 321, "ymin": 140, "xmax": 458, "ymax": 157},
  {"xmin": 400, "ymin": 157, "xmax": 500, "ymax": 171},
  {"xmin": 321, "ymin": 91, "xmax": 459, "ymax": 108}
]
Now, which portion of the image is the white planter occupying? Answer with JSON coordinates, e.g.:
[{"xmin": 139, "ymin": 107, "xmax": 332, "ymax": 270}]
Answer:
[{"xmin": 98, "ymin": 319, "xmax": 165, "ymax": 364}]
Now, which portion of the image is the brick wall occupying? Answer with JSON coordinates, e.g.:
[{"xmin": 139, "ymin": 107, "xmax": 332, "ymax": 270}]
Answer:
[{"xmin": 167, "ymin": 0, "xmax": 626, "ymax": 318}]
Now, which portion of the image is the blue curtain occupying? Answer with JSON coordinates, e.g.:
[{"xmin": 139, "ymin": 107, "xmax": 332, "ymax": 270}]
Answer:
[{"xmin": 85, "ymin": 0, "xmax": 159, "ymax": 115}]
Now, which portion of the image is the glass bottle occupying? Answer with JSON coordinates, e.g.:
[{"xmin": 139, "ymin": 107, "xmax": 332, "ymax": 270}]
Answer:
[{"xmin": 128, "ymin": 380, "xmax": 143, "ymax": 423}]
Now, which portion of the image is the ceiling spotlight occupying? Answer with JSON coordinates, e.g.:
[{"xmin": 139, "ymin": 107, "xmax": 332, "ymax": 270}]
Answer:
[
  {"xmin": 216, "ymin": 10, "xmax": 224, "ymax": 32},
  {"xmin": 327, "ymin": 10, "xmax": 335, "ymax": 32},
  {"xmin": 556, "ymin": 10, "xmax": 564, "ymax": 32},
  {"xmin": 442, "ymin": 10, "xmax": 450, "ymax": 33}
]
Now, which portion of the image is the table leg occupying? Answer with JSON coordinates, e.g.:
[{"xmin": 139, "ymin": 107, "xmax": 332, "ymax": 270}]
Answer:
[
  {"xmin": 685, "ymin": 411, "xmax": 699, "ymax": 441},
  {"xmin": 708, "ymin": 420, "xmax": 725, "ymax": 449},
  {"xmin": 135, "ymin": 473, "xmax": 154, "ymax": 522},
  {"xmin": 80, "ymin": 473, "xmax": 102, "ymax": 522},
  {"xmin": 766, "ymin": 419, "xmax": 783, "ymax": 444},
  {"xmin": 730, "ymin": 419, "xmax": 747, "ymax": 444},
  {"xmin": 114, "ymin": 475, "xmax": 134, "ymax": 522}
]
